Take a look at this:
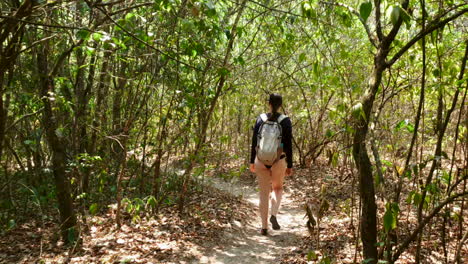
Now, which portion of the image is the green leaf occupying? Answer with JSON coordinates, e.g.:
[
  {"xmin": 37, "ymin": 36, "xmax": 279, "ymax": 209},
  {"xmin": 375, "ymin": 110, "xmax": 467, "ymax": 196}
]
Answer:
[
  {"xmin": 7, "ymin": 219, "xmax": 16, "ymax": 230},
  {"xmin": 236, "ymin": 56, "xmax": 245, "ymax": 65},
  {"xmin": 383, "ymin": 209, "xmax": 394, "ymax": 232},
  {"xmin": 359, "ymin": 2, "xmax": 372, "ymax": 23},
  {"xmin": 217, "ymin": 67, "xmax": 230, "ymax": 77},
  {"xmin": 125, "ymin": 12, "xmax": 136, "ymax": 21},
  {"xmin": 86, "ymin": 46, "xmax": 95, "ymax": 56},
  {"xmin": 299, "ymin": 52, "xmax": 306, "ymax": 62},
  {"xmin": 67, "ymin": 227, "xmax": 77, "ymax": 244},
  {"xmin": 381, "ymin": 160, "xmax": 393, "ymax": 167},
  {"xmin": 76, "ymin": 29, "xmax": 91, "ymax": 40},
  {"xmin": 126, "ymin": 203, "xmax": 133, "ymax": 213},
  {"xmin": 351, "ymin": 102, "xmax": 366, "ymax": 121},
  {"xmin": 224, "ymin": 29, "xmax": 231, "ymax": 40},
  {"xmin": 204, "ymin": 1, "xmax": 217, "ymax": 18},
  {"xmin": 301, "ymin": 2, "xmax": 316, "ymax": 19},
  {"xmin": 406, "ymin": 122, "xmax": 414, "ymax": 133},
  {"xmin": 400, "ymin": 8, "xmax": 412, "ymax": 29},
  {"xmin": 307, "ymin": 250, "xmax": 318, "ymax": 261},
  {"xmin": 313, "ymin": 61, "xmax": 319, "ymax": 75},
  {"xmin": 383, "ymin": 203, "xmax": 399, "ymax": 232},
  {"xmin": 320, "ymin": 256, "xmax": 332, "ymax": 264},
  {"xmin": 413, "ymin": 192, "xmax": 422, "ymax": 205},
  {"xmin": 147, "ymin": 196, "xmax": 157, "ymax": 208},
  {"xmin": 395, "ymin": 119, "xmax": 413, "ymax": 132},
  {"xmin": 89, "ymin": 203, "xmax": 99, "ymax": 215},
  {"xmin": 24, "ymin": 140, "xmax": 35, "ymax": 145},
  {"xmin": 387, "ymin": 6, "xmax": 401, "ymax": 26},
  {"xmin": 55, "ymin": 128, "xmax": 64, "ymax": 138},
  {"xmin": 92, "ymin": 32, "xmax": 103, "ymax": 42}
]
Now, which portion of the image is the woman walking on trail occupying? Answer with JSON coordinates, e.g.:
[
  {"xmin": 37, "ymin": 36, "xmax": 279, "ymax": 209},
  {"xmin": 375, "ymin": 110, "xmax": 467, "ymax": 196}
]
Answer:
[{"xmin": 250, "ymin": 93, "xmax": 293, "ymax": 236}]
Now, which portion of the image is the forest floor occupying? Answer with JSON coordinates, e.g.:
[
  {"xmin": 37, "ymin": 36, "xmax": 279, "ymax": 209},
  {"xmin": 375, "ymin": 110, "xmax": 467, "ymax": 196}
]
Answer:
[{"xmin": 1, "ymin": 159, "xmax": 466, "ymax": 263}]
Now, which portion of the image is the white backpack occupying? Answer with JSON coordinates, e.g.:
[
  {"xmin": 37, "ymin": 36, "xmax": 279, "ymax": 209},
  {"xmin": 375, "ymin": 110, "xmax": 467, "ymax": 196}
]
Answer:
[{"xmin": 256, "ymin": 113, "xmax": 287, "ymax": 166}]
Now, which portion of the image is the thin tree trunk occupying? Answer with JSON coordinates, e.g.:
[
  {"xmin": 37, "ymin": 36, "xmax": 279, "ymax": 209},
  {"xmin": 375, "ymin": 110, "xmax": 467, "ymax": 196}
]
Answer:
[
  {"xmin": 115, "ymin": 133, "xmax": 128, "ymax": 228},
  {"xmin": 352, "ymin": 65, "xmax": 382, "ymax": 263},
  {"xmin": 81, "ymin": 47, "xmax": 98, "ymax": 193},
  {"xmin": 37, "ymin": 43, "xmax": 77, "ymax": 242},
  {"xmin": 90, "ymin": 48, "xmax": 112, "ymax": 155},
  {"xmin": 412, "ymin": 1, "xmax": 427, "ymax": 261},
  {"xmin": 0, "ymin": 74, "xmax": 5, "ymax": 162}
]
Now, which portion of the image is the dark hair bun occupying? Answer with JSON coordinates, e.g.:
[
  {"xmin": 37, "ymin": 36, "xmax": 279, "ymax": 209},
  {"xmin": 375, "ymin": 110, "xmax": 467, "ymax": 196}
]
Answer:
[{"xmin": 268, "ymin": 93, "xmax": 282, "ymax": 107}]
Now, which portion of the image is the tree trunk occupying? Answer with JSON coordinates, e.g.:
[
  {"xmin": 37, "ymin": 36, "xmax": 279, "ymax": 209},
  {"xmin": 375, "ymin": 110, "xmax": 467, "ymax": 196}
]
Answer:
[
  {"xmin": 0, "ymin": 74, "xmax": 5, "ymax": 162},
  {"xmin": 90, "ymin": 48, "xmax": 112, "ymax": 156},
  {"xmin": 37, "ymin": 44, "xmax": 77, "ymax": 243},
  {"xmin": 352, "ymin": 44, "xmax": 389, "ymax": 263},
  {"xmin": 0, "ymin": 0, "xmax": 34, "ymax": 165}
]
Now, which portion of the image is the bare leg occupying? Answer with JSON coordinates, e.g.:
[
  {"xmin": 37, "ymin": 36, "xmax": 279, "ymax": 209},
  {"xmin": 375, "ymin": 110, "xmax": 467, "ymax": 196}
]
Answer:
[
  {"xmin": 270, "ymin": 159, "xmax": 286, "ymax": 216},
  {"xmin": 255, "ymin": 158, "xmax": 271, "ymax": 229}
]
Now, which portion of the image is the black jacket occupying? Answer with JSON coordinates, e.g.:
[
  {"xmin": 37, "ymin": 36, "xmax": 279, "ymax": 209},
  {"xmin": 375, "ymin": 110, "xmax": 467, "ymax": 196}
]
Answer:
[{"xmin": 250, "ymin": 113, "xmax": 293, "ymax": 168}]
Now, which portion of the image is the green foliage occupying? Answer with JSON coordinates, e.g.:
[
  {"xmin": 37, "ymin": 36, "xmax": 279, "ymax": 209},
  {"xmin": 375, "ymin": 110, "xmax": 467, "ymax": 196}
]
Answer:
[
  {"xmin": 0, "ymin": 0, "xmax": 466, "ymax": 258},
  {"xmin": 359, "ymin": 2, "xmax": 372, "ymax": 23},
  {"xmin": 89, "ymin": 203, "xmax": 99, "ymax": 215},
  {"xmin": 383, "ymin": 202, "xmax": 399, "ymax": 232},
  {"xmin": 387, "ymin": 6, "xmax": 401, "ymax": 26},
  {"xmin": 76, "ymin": 29, "xmax": 91, "ymax": 40},
  {"xmin": 307, "ymin": 250, "xmax": 318, "ymax": 261},
  {"xmin": 301, "ymin": 2, "xmax": 317, "ymax": 19},
  {"xmin": 67, "ymin": 226, "xmax": 77, "ymax": 244},
  {"xmin": 394, "ymin": 119, "xmax": 414, "ymax": 133}
]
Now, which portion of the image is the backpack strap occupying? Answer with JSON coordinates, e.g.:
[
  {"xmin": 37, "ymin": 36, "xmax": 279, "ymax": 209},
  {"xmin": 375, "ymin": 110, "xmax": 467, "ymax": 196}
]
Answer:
[
  {"xmin": 277, "ymin": 114, "xmax": 287, "ymax": 123},
  {"xmin": 260, "ymin": 113, "xmax": 268, "ymax": 122}
]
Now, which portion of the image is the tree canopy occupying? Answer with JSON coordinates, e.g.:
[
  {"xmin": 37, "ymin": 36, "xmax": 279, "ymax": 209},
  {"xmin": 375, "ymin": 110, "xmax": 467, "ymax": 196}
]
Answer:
[{"xmin": 0, "ymin": 0, "xmax": 467, "ymax": 263}]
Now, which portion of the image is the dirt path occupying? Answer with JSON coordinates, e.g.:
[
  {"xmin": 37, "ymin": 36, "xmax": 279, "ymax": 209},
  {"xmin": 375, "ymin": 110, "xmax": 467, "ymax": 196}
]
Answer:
[{"xmin": 195, "ymin": 176, "xmax": 307, "ymax": 264}]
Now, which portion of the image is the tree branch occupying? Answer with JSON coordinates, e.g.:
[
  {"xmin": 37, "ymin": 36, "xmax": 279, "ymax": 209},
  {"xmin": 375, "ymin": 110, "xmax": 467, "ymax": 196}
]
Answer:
[
  {"xmin": 387, "ymin": 7, "xmax": 467, "ymax": 67},
  {"xmin": 375, "ymin": 0, "xmax": 383, "ymax": 41},
  {"xmin": 93, "ymin": 6, "xmax": 202, "ymax": 72},
  {"xmin": 109, "ymin": 2, "xmax": 154, "ymax": 16},
  {"xmin": 383, "ymin": 0, "xmax": 410, "ymax": 47},
  {"xmin": 392, "ymin": 191, "xmax": 468, "ymax": 262},
  {"xmin": 5, "ymin": 107, "xmax": 44, "ymax": 132},
  {"xmin": 0, "ymin": 15, "xmax": 99, "ymax": 31}
]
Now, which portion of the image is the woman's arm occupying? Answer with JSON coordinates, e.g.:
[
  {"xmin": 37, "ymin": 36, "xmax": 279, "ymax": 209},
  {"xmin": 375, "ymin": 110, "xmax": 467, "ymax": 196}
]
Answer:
[
  {"xmin": 250, "ymin": 116, "xmax": 261, "ymax": 164},
  {"xmin": 282, "ymin": 117, "xmax": 293, "ymax": 168}
]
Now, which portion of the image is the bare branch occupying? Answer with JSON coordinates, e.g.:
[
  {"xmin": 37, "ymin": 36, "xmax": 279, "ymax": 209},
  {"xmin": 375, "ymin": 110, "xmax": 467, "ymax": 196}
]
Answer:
[
  {"xmin": 18, "ymin": 34, "xmax": 57, "ymax": 54},
  {"xmin": 247, "ymin": 0, "xmax": 302, "ymax": 17},
  {"xmin": 5, "ymin": 108, "xmax": 44, "ymax": 132},
  {"xmin": 0, "ymin": 15, "xmax": 98, "ymax": 31}
]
